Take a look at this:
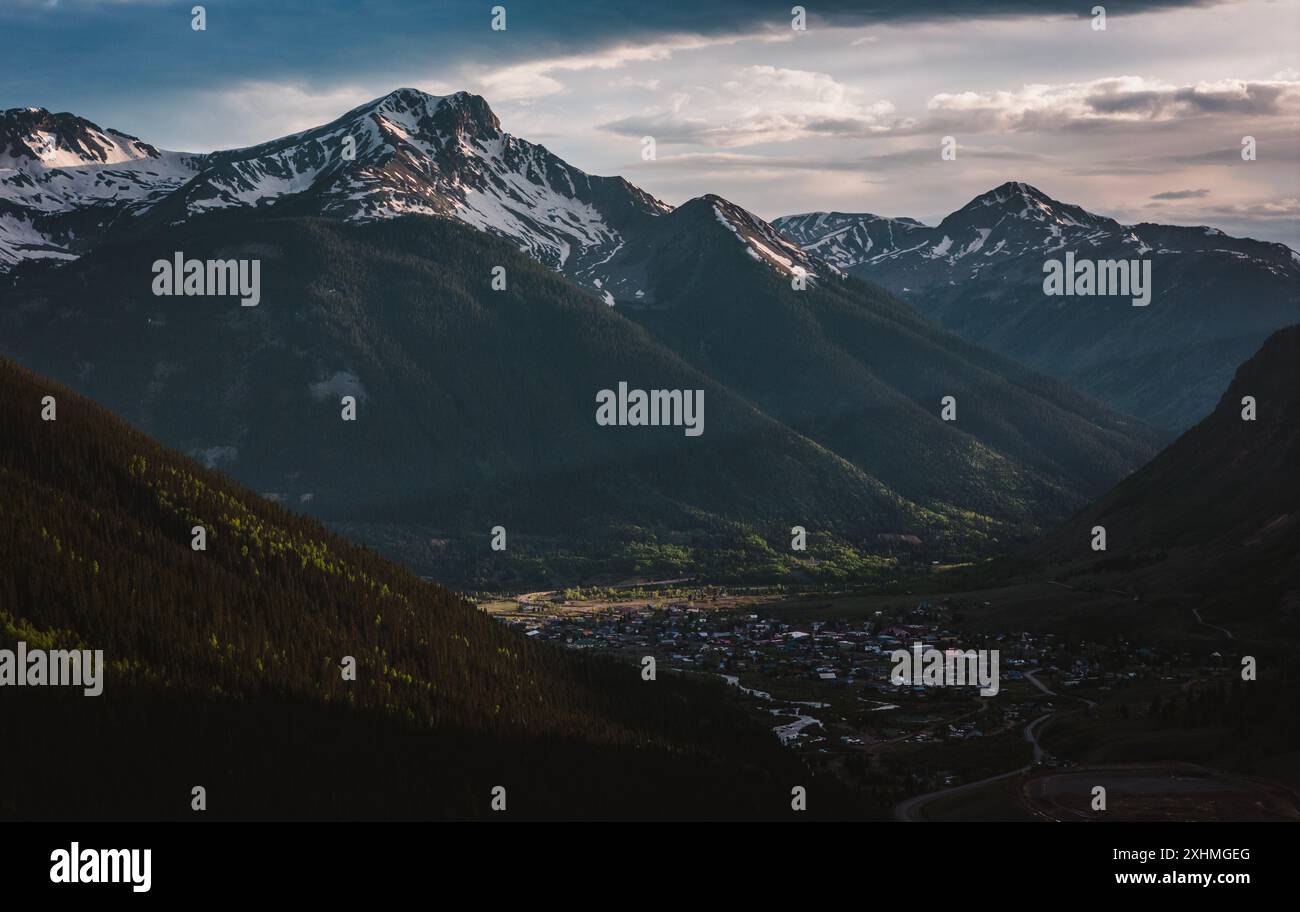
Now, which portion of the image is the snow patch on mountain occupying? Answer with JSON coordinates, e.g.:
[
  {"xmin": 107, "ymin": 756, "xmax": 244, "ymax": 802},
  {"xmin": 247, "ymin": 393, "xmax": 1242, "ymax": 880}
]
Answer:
[
  {"xmin": 309, "ymin": 371, "xmax": 368, "ymax": 403},
  {"xmin": 711, "ymin": 197, "xmax": 825, "ymax": 280},
  {"xmin": 774, "ymin": 210, "xmax": 925, "ymax": 273}
]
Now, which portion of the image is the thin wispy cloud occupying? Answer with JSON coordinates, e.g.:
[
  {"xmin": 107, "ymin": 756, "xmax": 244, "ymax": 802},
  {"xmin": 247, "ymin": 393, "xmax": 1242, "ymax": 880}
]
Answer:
[
  {"xmin": 600, "ymin": 66, "xmax": 913, "ymax": 146},
  {"xmin": 1150, "ymin": 188, "xmax": 1211, "ymax": 200},
  {"xmin": 926, "ymin": 75, "xmax": 1300, "ymax": 133}
]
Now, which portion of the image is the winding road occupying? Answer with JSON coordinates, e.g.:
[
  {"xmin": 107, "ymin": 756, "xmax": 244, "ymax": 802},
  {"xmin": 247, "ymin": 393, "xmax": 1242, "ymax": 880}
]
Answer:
[
  {"xmin": 1192, "ymin": 607, "xmax": 1236, "ymax": 641},
  {"xmin": 894, "ymin": 669, "xmax": 1095, "ymax": 821}
]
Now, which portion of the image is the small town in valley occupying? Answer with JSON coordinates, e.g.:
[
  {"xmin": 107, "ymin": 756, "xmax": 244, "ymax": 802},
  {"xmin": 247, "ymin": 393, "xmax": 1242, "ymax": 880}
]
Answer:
[{"xmin": 478, "ymin": 585, "xmax": 1295, "ymax": 821}]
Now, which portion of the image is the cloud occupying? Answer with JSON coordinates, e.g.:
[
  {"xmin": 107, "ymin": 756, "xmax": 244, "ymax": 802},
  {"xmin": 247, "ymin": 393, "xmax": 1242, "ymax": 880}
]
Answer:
[
  {"xmin": 1209, "ymin": 198, "xmax": 1300, "ymax": 217},
  {"xmin": 636, "ymin": 142, "xmax": 1041, "ymax": 180},
  {"xmin": 608, "ymin": 77, "xmax": 662, "ymax": 91},
  {"xmin": 465, "ymin": 34, "xmax": 773, "ymax": 102},
  {"xmin": 1075, "ymin": 129, "xmax": 1300, "ymax": 170},
  {"xmin": 646, "ymin": 151, "xmax": 870, "ymax": 173},
  {"xmin": 1150, "ymin": 188, "xmax": 1210, "ymax": 200},
  {"xmin": 599, "ymin": 65, "xmax": 914, "ymax": 146},
  {"xmin": 926, "ymin": 75, "xmax": 1300, "ymax": 132},
  {"xmin": 171, "ymin": 80, "xmax": 455, "ymax": 150},
  {"xmin": 1070, "ymin": 165, "xmax": 1170, "ymax": 176}
]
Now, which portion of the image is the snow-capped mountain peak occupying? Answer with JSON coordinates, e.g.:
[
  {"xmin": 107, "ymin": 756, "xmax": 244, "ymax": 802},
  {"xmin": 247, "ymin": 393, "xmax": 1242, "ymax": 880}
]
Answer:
[
  {"xmin": 0, "ymin": 107, "xmax": 162, "ymax": 170},
  {"xmin": 0, "ymin": 90, "xmax": 676, "ymax": 285},
  {"xmin": 950, "ymin": 181, "xmax": 1117, "ymax": 233},
  {"xmin": 778, "ymin": 182, "xmax": 1299, "ymax": 284},
  {"xmin": 777, "ymin": 182, "xmax": 1168, "ymax": 277},
  {"xmin": 158, "ymin": 88, "xmax": 672, "ymax": 277},
  {"xmin": 0, "ymin": 107, "xmax": 202, "ymax": 270},
  {"xmin": 777, "ymin": 183, "xmax": 1300, "ymax": 433}
]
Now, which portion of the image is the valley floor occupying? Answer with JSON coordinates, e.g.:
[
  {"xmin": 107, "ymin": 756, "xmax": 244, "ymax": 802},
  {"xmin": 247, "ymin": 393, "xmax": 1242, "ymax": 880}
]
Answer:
[{"xmin": 475, "ymin": 577, "xmax": 1300, "ymax": 821}]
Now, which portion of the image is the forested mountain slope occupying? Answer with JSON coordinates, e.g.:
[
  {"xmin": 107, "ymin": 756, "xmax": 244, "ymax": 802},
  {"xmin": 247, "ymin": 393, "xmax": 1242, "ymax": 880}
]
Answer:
[
  {"xmin": 0, "ymin": 356, "xmax": 835, "ymax": 818},
  {"xmin": 0, "ymin": 211, "xmax": 1158, "ymax": 585}
]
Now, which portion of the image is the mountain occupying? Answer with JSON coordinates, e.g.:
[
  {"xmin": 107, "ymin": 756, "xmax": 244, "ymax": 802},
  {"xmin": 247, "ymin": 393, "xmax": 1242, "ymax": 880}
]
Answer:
[
  {"xmin": 159, "ymin": 89, "xmax": 671, "ymax": 278},
  {"xmin": 0, "ymin": 207, "xmax": 1158, "ymax": 585},
  {"xmin": 775, "ymin": 183, "xmax": 1300, "ymax": 431},
  {"xmin": 772, "ymin": 210, "xmax": 929, "ymax": 271},
  {"xmin": 589, "ymin": 194, "xmax": 826, "ymax": 305},
  {"xmin": 1, "ymin": 90, "xmax": 834, "ymax": 300},
  {"xmin": 599, "ymin": 195, "xmax": 1159, "ymax": 533},
  {"xmin": 1024, "ymin": 325, "xmax": 1300, "ymax": 637},
  {"xmin": 0, "ymin": 354, "xmax": 839, "ymax": 818},
  {"xmin": 0, "ymin": 93, "xmax": 1160, "ymax": 586},
  {"xmin": 1, "ymin": 90, "xmax": 669, "ymax": 291},
  {"xmin": 0, "ymin": 107, "xmax": 162, "ymax": 168},
  {"xmin": 0, "ymin": 107, "xmax": 202, "ymax": 270}
]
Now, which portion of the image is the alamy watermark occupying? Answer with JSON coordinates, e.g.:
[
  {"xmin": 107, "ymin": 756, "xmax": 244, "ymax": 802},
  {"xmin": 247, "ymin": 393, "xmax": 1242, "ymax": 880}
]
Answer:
[
  {"xmin": 890, "ymin": 641, "xmax": 999, "ymax": 696},
  {"xmin": 595, "ymin": 382, "xmax": 704, "ymax": 437},
  {"xmin": 1043, "ymin": 252, "xmax": 1151, "ymax": 306},
  {"xmin": 152, "ymin": 252, "xmax": 261, "ymax": 307},
  {"xmin": 50, "ymin": 843, "xmax": 150, "ymax": 892},
  {"xmin": 0, "ymin": 641, "xmax": 103, "ymax": 696}
]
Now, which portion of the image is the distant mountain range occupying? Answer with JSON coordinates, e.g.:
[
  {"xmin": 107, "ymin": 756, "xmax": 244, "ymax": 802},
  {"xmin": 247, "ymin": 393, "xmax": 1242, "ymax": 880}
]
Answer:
[
  {"xmin": 0, "ymin": 90, "xmax": 1159, "ymax": 585},
  {"xmin": 775, "ymin": 183, "xmax": 1300, "ymax": 432},
  {"xmin": 1, "ymin": 90, "xmax": 818, "ymax": 301},
  {"xmin": 6, "ymin": 97, "xmax": 1294, "ymax": 437}
]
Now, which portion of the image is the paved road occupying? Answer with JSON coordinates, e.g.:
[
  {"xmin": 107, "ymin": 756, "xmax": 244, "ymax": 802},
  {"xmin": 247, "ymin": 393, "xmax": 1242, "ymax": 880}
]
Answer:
[
  {"xmin": 893, "ymin": 710, "xmax": 1051, "ymax": 821},
  {"xmin": 1193, "ymin": 607, "xmax": 1236, "ymax": 641},
  {"xmin": 895, "ymin": 669, "xmax": 1095, "ymax": 821},
  {"xmin": 1027, "ymin": 669, "xmax": 1097, "ymax": 709},
  {"xmin": 1025, "ymin": 668, "xmax": 1054, "ymax": 696}
]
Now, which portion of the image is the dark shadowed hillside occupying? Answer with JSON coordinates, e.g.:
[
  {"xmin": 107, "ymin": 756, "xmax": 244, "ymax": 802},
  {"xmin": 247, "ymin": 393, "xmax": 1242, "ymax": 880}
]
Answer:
[
  {"xmin": 618, "ymin": 195, "xmax": 1161, "ymax": 535},
  {"xmin": 1022, "ymin": 325, "xmax": 1300, "ymax": 637},
  {"xmin": 0, "ymin": 208, "xmax": 1158, "ymax": 586},
  {"xmin": 0, "ymin": 356, "xmax": 853, "ymax": 819}
]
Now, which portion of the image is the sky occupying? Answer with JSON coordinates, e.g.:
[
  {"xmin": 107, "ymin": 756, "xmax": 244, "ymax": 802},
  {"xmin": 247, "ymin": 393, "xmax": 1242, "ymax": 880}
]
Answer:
[{"xmin": 2, "ymin": 0, "xmax": 1298, "ymax": 246}]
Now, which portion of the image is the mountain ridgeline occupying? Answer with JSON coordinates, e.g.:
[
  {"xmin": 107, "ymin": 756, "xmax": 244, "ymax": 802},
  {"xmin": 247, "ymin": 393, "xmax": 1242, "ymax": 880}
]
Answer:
[
  {"xmin": 0, "ymin": 355, "xmax": 848, "ymax": 818},
  {"xmin": 776, "ymin": 183, "xmax": 1300, "ymax": 432},
  {"xmin": 0, "ymin": 90, "xmax": 1164, "ymax": 585},
  {"xmin": 0, "ymin": 90, "xmax": 666, "ymax": 286}
]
